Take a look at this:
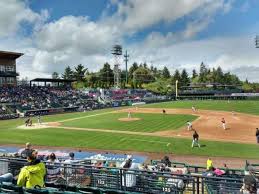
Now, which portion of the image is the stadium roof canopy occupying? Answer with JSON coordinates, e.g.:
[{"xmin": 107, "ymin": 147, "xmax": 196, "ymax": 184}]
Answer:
[
  {"xmin": 0, "ymin": 50, "xmax": 23, "ymax": 59},
  {"xmin": 30, "ymin": 78, "xmax": 76, "ymax": 87}
]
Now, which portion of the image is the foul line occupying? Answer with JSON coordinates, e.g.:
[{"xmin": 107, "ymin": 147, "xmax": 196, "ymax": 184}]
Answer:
[{"xmin": 57, "ymin": 111, "xmax": 117, "ymax": 123}]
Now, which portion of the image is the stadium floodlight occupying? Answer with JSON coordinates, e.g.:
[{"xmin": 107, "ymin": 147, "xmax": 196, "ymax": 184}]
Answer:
[
  {"xmin": 111, "ymin": 45, "xmax": 123, "ymax": 88},
  {"xmin": 256, "ymin": 35, "xmax": 259, "ymax": 48}
]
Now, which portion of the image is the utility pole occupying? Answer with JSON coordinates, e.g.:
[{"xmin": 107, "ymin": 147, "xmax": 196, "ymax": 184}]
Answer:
[
  {"xmin": 256, "ymin": 35, "xmax": 259, "ymax": 48},
  {"xmin": 124, "ymin": 50, "xmax": 129, "ymax": 84},
  {"xmin": 175, "ymin": 80, "xmax": 178, "ymax": 100}
]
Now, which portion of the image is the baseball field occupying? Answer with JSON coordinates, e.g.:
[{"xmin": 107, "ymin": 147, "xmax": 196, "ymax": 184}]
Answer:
[{"xmin": 1, "ymin": 100, "xmax": 259, "ymax": 160}]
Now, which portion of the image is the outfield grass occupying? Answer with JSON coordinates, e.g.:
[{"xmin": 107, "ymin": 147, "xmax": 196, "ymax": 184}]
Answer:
[
  {"xmin": 143, "ymin": 100, "xmax": 259, "ymax": 115},
  {"xmin": 0, "ymin": 127, "xmax": 259, "ymax": 159},
  {"xmin": 62, "ymin": 113, "xmax": 197, "ymax": 132},
  {"xmin": 1, "ymin": 101, "xmax": 259, "ymax": 159}
]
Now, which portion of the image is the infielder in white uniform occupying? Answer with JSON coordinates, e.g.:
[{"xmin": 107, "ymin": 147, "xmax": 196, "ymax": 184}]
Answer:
[
  {"xmin": 221, "ymin": 118, "xmax": 226, "ymax": 130},
  {"xmin": 187, "ymin": 121, "xmax": 193, "ymax": 131},
  {"xmin": 192, "ymin": 106, "xmax": 196, "ymax": 112},
  {"xmin": 128, "ymin": 111, "xmax": 131, "ymax": 119}
]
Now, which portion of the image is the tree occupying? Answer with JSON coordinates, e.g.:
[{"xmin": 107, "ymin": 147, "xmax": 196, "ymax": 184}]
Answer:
[
  {"xmin": 133, "ymin": 67, "xmax": 154, "ymax": 88},
  {"xmin": 192, "ymin": 69, "xmax": 198, "ymax": 79},
  {"xmin": 98, "ymin": 63, "xmax": 114, "ymax": 88},
  {"xmin": 199, "ymin": 62, "xmax": 208, "ymax": 83},
  {"xmin": 215, "ymin": 66, "xmax": 224, "ymax": 83},
  {"xmin": 74, "ymin": 64, "xmax": 88, "ymax": 81},
  {"xmin": 52, "ymin": 72, "xmax": 59, "ymax": 79},
  {"xmin": 172, "ymin": 70, "xmax": 181, "ymax": 82},
  {"xmin": 180, "ymin": 69, "xmax": 190, "ymax": 86},
  {"xmin": 62, "ymin": 66, "xmax": 73, "ymax": 79},
  {"xmin": 162, "ymin": 66, "xmax": 171, "ymax": 79},
  {"xmin": 129, "ymin": 63, "xmax": 138, "ymax": 78}
]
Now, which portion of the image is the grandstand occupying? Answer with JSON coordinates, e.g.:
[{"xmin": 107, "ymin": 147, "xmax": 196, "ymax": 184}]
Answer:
[{"xmin": 0, "ymin": 150, "xmax": 258, "ymax": 193}]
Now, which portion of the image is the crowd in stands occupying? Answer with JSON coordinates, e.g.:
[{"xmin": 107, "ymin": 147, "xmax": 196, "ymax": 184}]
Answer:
[
  {"xmin": 0, "ymin": 105, "xmax": 18, "ymax": 120},
  {"xmin": 0, "ymin": 142, "xmax": 258, "ymax": 193},
  {"xmin": 0, "ymin": 86, "xmax": 102, "ymax": 119}
]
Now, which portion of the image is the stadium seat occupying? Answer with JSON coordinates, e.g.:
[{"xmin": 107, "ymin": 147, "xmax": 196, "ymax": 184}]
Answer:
[
  {"xmin": 0, "ymin": 183, "xmax": 23, "ymax": 193},
  {"xmin": 78, "ymin": 187, "xmax": 103, "ymax": 194}
]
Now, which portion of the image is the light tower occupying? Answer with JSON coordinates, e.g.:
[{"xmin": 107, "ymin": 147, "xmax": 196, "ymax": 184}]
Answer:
[{"xmin": 112, "ymin": 45, "xmax": 122, "ymax": 88}]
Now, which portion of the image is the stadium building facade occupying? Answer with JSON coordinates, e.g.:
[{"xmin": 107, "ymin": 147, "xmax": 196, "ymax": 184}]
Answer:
[{"xmin": 0, "ymin": 50, "xmax": 23, "ymax": 86}]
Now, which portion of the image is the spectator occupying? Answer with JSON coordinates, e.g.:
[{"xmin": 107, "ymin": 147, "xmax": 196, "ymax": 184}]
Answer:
[
  {"xmin": 191, "ymin": 130, "xmax": 200, "ymax": 148},
  {"xmin": 46, "ymin": 153, "xmax": 60, "ymax": 175},
  {"xmin": 121, "ymin": 155, "xmax": 133, "ymax": 168},
  {"xmin": 206, "ymin": 158, "xmax": 214, "ymax": 171},
  {"xmin": 122, "ymin": 162, "xmax": 139, "ymax": 188},
  {"xmin": 240, "ymin": 170, "xmax": 258, "ymax": 194},
  {"xmin": 20, "ymin": 142, "xmax": 32, "ymax": 159},
  {"xmin": 64, "ymin": 152, "xmax": 76, "ymax": 164},
  {"xmin": 63, "ymin": 152, "xmax": 78, "ymax": 175},
  {"xmin": 256, "ymin": 128, "xmax": 259, "ymax": 144},
  {"xmin": 223, "ymin": 163, "xmax": 229, "ymax": 175},
  {"xmin": 161, "ymin": 156, "xmax": 171, "ymax": 167},
  {"xmin": 17, "ymin": 150, "xmax": 46, "ymax": 188}
]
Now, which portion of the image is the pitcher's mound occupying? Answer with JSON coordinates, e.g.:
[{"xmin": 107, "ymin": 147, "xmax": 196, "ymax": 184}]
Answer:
[{"xmin": 118, "ymin": 118, "xmax": 142, "ymax": 122}]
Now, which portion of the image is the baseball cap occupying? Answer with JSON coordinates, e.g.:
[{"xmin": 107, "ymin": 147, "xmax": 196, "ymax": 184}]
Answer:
[{"xmin": 69, "ymin": 152, "xmax": 75, "ymax": 158}]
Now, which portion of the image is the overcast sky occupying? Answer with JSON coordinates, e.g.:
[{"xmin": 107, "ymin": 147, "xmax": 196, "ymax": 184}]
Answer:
[{"xmin": 0, "ymin": 0, "xmax": 259, "ymax": 81}]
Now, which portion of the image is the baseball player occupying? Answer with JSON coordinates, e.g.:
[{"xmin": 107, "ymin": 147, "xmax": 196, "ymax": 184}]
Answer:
[
  {"xmin": 221, "ymin": 118, "xmax": 226, "ymax": 130},
  {"xmin": 192, "ymin": 130, "xmax": 200, "ymax": 148},
  {"xmin": 187, "ymin": 121, "xmax": 193, "ymax": 131},
  {"xmin": 162, "ymin": 109, "xmax": 166, "ymax": 115},
  {"xmin": 128, "ymin": 111, "xmax": 131, "ymax": 119},
  {"xmin": 37, "ymin": 115, "xmax": 41, "ymax": 125},
  {"xmin": 191, "ymin": 106, "xmax": 196, "ymax": 112}
]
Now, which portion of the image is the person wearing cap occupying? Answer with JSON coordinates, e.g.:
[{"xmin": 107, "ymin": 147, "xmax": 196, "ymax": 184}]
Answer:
[
  {"xmin": 21, "ymin": 142, "xmax": 32, "ymax": 159},
  {"xmin": 63, "ymin": 152, "xmax": 78, "ymax": 176},
  {"xmin": 17, "ymin": 150, "xmax": 46, "ymax": 188},
  {"xmin": 120, "ymin": 155, "xmax": 133, "ymax": 168}
]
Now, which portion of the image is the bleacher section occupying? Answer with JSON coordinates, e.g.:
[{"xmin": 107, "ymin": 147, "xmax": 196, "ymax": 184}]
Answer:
[
  {"xmin": 0, "ymin": 157, "xmax": 258, "ymax": 193},
  {"xmin": 0, "ymin": 87, "xmax": 170, "ymax": 120}
]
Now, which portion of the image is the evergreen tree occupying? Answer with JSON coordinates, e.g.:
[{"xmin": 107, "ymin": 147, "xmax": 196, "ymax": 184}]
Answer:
[
  {"xmin": 162, "ymin": 66, "xmax": 171, "ymax": 79},
  {"xmin": 199, "ymin": 62, "xmax": 208, "ymax": 83},
  {"xmin": 128, "ymin": 62, "xmax": 139, "ymax": 81},
  {"xmin": 52, "ymin": 72, "xmax": 59, "ymax": 79},
  {"xmin": 192, "ymin": 69, "xmax": 198, "ymax": 79},
  {"xmin": 62, "ymin": 66, "xmax": 73, "ymax": 79},
  {"xmin": 180, "ymin": 69, "xmax": 190, "ymax": 86},
  {"xmin": 98, "ymin": 63, "xmax": 114, "ymax": 88},
  {"xmin": 74, "ymin": 64, "xmax": 88, "ymax": 81}
]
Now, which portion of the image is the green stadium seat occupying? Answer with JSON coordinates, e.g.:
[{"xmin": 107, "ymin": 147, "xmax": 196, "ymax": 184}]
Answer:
[
  {"xmin": 0, "ymin": 183, "xmax": 24, "ymax": 193},
  {"xmin": 78, "ymin": 187, "xmax": 103, "ymax": 194}
]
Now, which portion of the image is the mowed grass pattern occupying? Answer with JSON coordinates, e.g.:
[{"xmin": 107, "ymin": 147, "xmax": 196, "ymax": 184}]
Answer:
[
  {"xmin": 62, "ymin": 113, "xmax": 197, "ymax": 132},
  {"xmin": 143, "ymin": 100, "xmax": 259, "ymax": 115},
  {"xmin": 0, "ymin": 128, "xmax": 259, "ymax": 159},
  {"xmin": 1, "ymin": 101, "xmax": 259, "ymax": 159}
]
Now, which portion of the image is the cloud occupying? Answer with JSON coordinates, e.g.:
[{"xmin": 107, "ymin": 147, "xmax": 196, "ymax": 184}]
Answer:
[
  {"xmin": 128, "ymin": 35, "xmax": 259, "ymax": 81},
  {"xmin": 109, "ymin": 0, "xmax": 234, "ymax": 34},
  {"xmin": 0, "ymin": 0, "xmax": 48, "ymax": 37},
  {"xmin": 28, "ymin": 15, "xmax": 122, "ymax": 75},
  {"xmin": 3, "ymin": 0, "xmax": 259, "ymax": 83}
]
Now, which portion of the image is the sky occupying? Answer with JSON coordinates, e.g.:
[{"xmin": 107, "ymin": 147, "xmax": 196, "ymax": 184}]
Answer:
[{"xmin": 1, "ymin": 0, "xmax": 259, "ymax": 81}]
